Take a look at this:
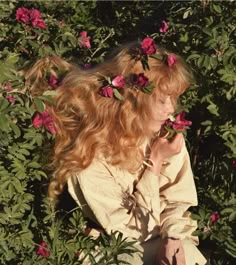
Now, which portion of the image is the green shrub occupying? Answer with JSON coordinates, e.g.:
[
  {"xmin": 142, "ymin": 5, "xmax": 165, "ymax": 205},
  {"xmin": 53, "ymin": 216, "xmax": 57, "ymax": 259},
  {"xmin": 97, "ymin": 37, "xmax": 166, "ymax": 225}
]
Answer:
[{"xmin": 0, "ymin": 1, "xmax": 235, "ymax": 264}]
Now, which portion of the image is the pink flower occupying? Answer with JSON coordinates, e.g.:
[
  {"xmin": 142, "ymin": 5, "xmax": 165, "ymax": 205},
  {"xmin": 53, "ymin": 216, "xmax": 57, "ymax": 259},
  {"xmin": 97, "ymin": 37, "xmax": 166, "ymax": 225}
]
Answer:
[
  {"xmin": 141, "ymin": 37, "xmax": 156, "ymax": 55},
  {"xmin": 29, "ymin": 8, "xmax": 46, "ymax": 29},
  {"xmin": 31, "ymin": 18, "xmax": 46, "ymax": 29},
  {"xmin": 112, "ymin": 75, "xmax": 126, "ymax": 88},
  {"xmin": 36, "ymin": 241, "xmax": 50, "ymax": 257},
  {"xmin": 16, "ymin": 7, "xmax": 30, "ymax": 23},
  {"xmin": 7, "ymin": 95, "xmax": 15, "ymax": 103},
  {"xmin": 159, "ymin": 20, "xmax": 169, "ymax": 33},
  {"xmin": 210, "ymin": 212, "xmax": 220, "ymax": 223},
  {"xmin": 5, "ymin": 84, "xmax": 12, "ymax": 91},
  {"xmin": 32, "ymin": 111, "xmax": 56, "ymax": 135},
  {"xmin": 48, "ymin": 75, "xmax": 58, "ymax": 88},
  {"xmin": 133, "ymin": 73, "xmax": 149, "ymax": 87},
  {"xmin": 29, "ymin": 8, "xmax": 41, "ymax": 21},
  {"xmin": 101, "ymin": 86, "xmax": 113, "ymax": 98},
  {"xmin": 15, "ymin": 7, "xmax": 46, "ymax": 28},
  {"xmin": 16, "ymin": 7, "xmax": 46, "ymax": 29},
  {"xmin": 167, "ymin": 54, "xmax": 177, "ymax": 66},
  {"xmin": 79, "ymin": 31, "xmax": 91, "ymax": 49},
  {"xmin": 165, "ymin": 111, "xmax": 192, "ymax": 131}
]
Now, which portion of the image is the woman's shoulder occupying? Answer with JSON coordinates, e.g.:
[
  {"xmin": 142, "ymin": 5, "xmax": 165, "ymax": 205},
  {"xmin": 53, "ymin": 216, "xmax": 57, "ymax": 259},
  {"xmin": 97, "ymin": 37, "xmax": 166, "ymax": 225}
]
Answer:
[
  {"xmin": 73, "ymin": 158, "xmax": 107, "ymax": 178},
  {"xmin": 71, "ymin": 157, "xmax": 136, "ymax": 188}
]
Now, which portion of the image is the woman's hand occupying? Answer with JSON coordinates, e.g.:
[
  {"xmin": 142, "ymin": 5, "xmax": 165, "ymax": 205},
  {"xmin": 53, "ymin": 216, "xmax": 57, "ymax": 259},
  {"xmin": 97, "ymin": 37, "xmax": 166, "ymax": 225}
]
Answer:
[
  {"xmin": 148, "ymin": 133, "xmax": 184, "ymax": 176},
  {"xmin": 157, "ymin": 238, "xmax": 186, "ymax": 265}
]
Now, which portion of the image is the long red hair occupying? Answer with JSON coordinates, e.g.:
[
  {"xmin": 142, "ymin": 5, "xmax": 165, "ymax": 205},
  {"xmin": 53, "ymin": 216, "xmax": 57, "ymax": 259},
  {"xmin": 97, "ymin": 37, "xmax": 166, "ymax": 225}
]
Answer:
[{"xmin": 24, "ymin": 42, "xmax": 193, "ymax": 200}]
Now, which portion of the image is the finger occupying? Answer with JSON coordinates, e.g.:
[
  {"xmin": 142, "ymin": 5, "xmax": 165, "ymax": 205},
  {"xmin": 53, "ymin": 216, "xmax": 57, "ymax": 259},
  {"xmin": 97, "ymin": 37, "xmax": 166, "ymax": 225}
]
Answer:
[
  {"xmin": 175, "ymin": 245, "xmax": 186, "ymax": 265},
  {"xmin": 171, "ymin": 133, "xmax": 184, "ymax": 143},
  {"xmin": 170, "ymin": 133, "xmax": 184, "ymax": 149}
]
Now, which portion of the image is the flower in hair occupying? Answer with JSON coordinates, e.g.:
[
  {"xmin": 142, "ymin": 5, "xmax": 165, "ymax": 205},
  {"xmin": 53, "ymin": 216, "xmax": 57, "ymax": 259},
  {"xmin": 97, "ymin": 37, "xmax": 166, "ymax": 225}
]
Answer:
[
  {"xmin": 141, "ymin": 37, "xmax": 157, "ymax": 55},
  {"xmin": 159, "ymin": 20, "xmax": 169, "ymax": 33},
  {"xmin": 100, "ymin": 75, "xmax": 125, "ymax": 100},
  {"xmin": 101, "ymin": 85, "xmax": 113, "ymax": 98},
  {"xmin": 137, "ymin": 37, "xmax": 163, "ymax": 70},
  {"xmin": 130, "ymin": 73, "xmax": 154, "ymax": 94},
  {"xmin": 48, "ymin": 74, "xmax": 58, "ymax": 88},
  {"xmin": 167, "ymin": 54, "xmax": 177, "ymax": 66},
  {"xmin": 112, "ymin": 75, "xmax": 126, "ymax": 88}
]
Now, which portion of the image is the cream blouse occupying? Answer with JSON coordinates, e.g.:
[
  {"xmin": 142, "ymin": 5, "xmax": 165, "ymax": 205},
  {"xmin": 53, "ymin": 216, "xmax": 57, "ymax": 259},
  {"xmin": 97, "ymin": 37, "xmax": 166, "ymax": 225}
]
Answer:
[{"xmin": 68, "ymin": 142, "xmax": 199, "ymax": 244}]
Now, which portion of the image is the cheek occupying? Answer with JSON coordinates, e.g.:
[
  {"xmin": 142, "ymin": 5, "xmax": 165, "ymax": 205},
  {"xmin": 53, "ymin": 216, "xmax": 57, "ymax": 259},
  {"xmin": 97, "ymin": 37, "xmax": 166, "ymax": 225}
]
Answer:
[{"xmin": 151, "ymin": 104, "xmax": 163, "ymax": 118}]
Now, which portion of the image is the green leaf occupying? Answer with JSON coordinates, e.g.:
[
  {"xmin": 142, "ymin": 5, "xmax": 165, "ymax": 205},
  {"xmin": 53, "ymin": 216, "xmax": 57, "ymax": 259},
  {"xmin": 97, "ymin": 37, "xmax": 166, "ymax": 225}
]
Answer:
[
  {"xmin": 220, "ymin": 208, "xmax": 234, "ymax": 215},
  {"xmin": 213, "ymin": 4, "xmax": 222, "ymax": 14},
  {"xmin": 9, "ymin": 122, "xmax": 21, "ymax": 138},
  {"xmin": 0, "ymin": 113, "xmax": 9, "ymax": 132},
  {"xmin": 0, "ymin": 98, "xmax": 10, "ymax": 112},
  {"xmin": 5, "ymin": 53, "xmax": 19, "ymax": 65},
  {"xmin": 43, "ymin": 90, "xmax": 58, "ymax": 97},
  {"xmin": 113, "ymin": 89, "xmax": 124, "ymax": 100},
  {"xmin": 33, "ymin": 98, "xmax": 45, "ymax": 113},
  {"xmin": 229, "ymin": 211, "xmax": 236, "ymax": 222},
  {"xmin": 191, "ymin": 213, "xmax": 202, "ymax": 220},
  {"xmin": 28, "ymin": 161, "xmax": 41, "ymax": 169},
  {"xmin": 207, "ymin": 103, "xmax": 219, "ymax": 116},
  {"xmin": 149, "ymin": 54, "xmax": 163, "ymax": 61}
]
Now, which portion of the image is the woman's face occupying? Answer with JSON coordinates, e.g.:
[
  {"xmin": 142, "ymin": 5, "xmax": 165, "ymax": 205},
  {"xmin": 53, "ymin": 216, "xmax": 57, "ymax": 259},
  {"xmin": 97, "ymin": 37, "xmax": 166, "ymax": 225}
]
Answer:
[{"xmin": 149, "ymin": 95, "xmax": 175, "ymax": 133}]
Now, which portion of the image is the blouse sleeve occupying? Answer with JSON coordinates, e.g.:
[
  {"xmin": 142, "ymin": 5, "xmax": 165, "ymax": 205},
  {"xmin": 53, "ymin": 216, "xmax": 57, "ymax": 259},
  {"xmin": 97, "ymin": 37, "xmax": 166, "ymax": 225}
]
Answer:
[
  {"xmin": 159, "ymin": 143, "xmax": 199, "ymax": 243},
  {"xmin": 68, "ymin": 159, "xmax": 161, "ymax": 241}
]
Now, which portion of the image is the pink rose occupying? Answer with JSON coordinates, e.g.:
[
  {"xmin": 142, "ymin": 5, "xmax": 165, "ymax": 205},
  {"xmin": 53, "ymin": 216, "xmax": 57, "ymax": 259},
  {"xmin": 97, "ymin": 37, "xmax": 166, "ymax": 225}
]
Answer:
[
  {"xmin": 141, "ymin": 37, "xmax": 156, "ymax": 55},
  {"xmin": 16, "ymin": 7, "xmax": 30, "ymax": 23},
  {"xmin": 31, "ymin": 18, "xmax": 46, "ymax": 29},
  {"xmin": 165, "ymin": 111, "xmax": 192, "ymax": 131},
  {"xmin": 5, "ymin": 84, "xmax": 12, "ymax": 91},
  {"xmin": 32, "ymin": 111, "xmax": 56, "ymax": 134},
  {"xmin": 30, "ymin": 9, "xmax": 46, "ymax": 29},
  {"xmin": 134, "ymin": 73, "xmax": 149, "ymax": 87},
  {"xmin": 41, "ymin": 111, "xmax": 56, "ymax": 134},
  {"xmin": 79, "ymin": 31, "xmax": 91, "ymax": 49},
  {"xmin": 159, "ymin": 20, "xmax": 169, "ymax": 33},
  {"xmin": 16, "ymin": 7, "xmax": 46, "ymax": 29},
  {"xmin": 112, "ymin": 75, "xmax": 126, "ymax": 88},
  {"xmin": 29, "ymin": 8, "xmax": 41, "ymax": 21},
  {"xmin": 7, "ymin": 95, "xmax": 15, "ymax": 103},
  {"xmin": 36, "ymin": 241, "xmax": 50, "ymax": 257},
  {"xmin": 167, "ymin": 54, "xmax": 177, "ymax": 66},
  {"xmin": 32, "ymin": 113, "xmax": 43, "ymax": 128},
  {"xmin": 15, "ymin": 7, "xmax": 46, "ymax": 29},
  {"xmin": 101, "ymin": 86, "xmax": 113, "ymax": 98},
  {"xmin": 210, "ymin": 212, "xmax": 220, "ymax": 223},
  {"xmin": 48, "ymin": 75, "xmax": 58, "ymax": 88},
  {"xmin": 172, "ymin": 111, "xmax": 192, "ymax": 130}
]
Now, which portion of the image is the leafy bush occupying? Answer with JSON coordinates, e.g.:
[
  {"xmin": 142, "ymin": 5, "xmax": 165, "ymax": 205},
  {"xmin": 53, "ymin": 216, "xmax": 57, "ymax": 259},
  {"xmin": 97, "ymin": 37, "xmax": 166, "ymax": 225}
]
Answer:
[{"xmin": 0, "ymin": 1, "xmax": 235, "ymax": 264}]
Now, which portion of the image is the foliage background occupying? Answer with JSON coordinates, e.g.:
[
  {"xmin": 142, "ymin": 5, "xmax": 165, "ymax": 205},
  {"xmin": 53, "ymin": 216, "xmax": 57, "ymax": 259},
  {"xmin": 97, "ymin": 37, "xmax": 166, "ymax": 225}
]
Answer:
[{"xmin": 0, "ymin": 0, "xmax": 235, "ymax": 264}]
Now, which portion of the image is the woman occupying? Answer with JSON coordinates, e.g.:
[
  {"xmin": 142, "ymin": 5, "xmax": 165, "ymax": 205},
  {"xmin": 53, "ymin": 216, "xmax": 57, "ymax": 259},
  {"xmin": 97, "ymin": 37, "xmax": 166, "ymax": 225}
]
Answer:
[{"xmin": 29, "ymin": 38, "xmax": 206, "ymax": 264}]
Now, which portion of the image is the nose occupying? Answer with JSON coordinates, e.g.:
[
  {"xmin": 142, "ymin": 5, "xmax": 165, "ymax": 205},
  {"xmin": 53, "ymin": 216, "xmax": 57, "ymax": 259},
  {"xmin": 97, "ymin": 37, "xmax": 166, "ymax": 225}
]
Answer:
[{"xmin": 164, "ymin": 100, "xmax": 175, "ymax": 116}]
